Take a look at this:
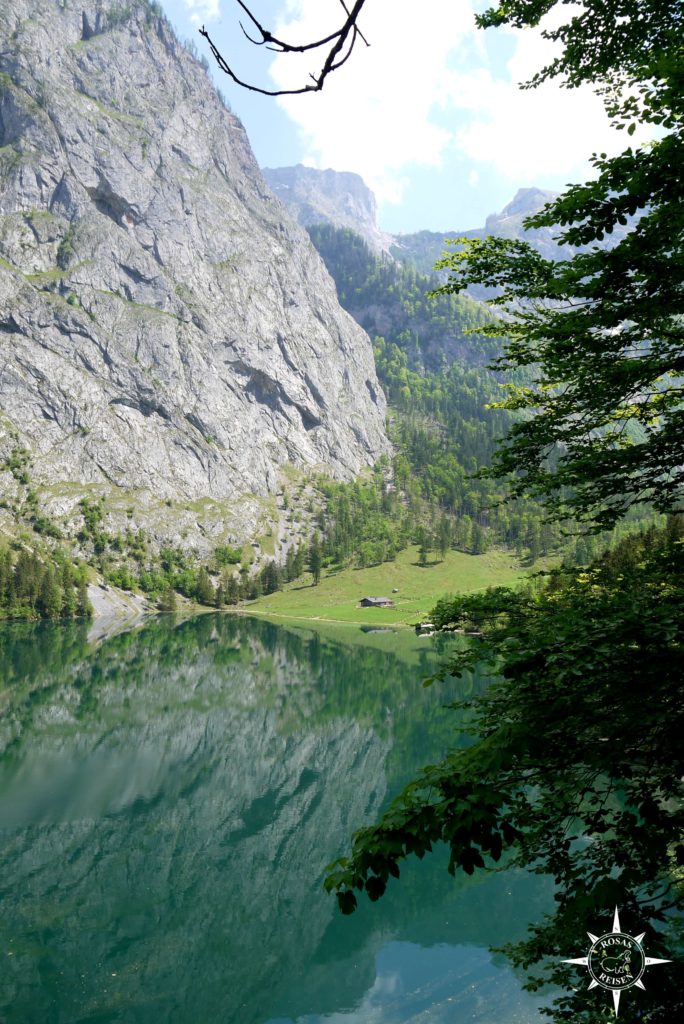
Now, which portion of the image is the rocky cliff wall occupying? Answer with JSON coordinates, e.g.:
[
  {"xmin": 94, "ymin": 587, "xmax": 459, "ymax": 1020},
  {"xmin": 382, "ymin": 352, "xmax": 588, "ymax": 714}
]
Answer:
[
  {"xmin": 263, "ymin": 163, "xmax": 394, "ymax": 256},
  {"xmin": 0, "ymin": 0, "xmax": 388, "ymax": 548}
]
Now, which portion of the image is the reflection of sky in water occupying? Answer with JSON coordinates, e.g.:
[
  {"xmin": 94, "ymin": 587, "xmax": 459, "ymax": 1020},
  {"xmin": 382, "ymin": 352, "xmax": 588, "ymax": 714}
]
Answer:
[
  {"xmin": 0, "ymin": 740, "xmax": 175, "ymax": 824},
  {"xmin": 269, "ymin": 941, "xmax": 547, "ymax": 1023}
]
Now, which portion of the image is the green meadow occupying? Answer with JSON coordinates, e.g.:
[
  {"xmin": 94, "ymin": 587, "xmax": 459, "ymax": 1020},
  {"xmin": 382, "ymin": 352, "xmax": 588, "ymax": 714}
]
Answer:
[{"xmin": 246, "ymin": 545, "xmax": 531, "ymax": 626}]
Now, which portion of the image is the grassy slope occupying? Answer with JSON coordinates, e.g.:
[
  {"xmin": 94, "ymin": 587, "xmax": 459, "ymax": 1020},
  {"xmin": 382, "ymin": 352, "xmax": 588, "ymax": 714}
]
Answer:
[{"xmin": 246, "ymin": 545, "xmax": 530, "ymax": 626}]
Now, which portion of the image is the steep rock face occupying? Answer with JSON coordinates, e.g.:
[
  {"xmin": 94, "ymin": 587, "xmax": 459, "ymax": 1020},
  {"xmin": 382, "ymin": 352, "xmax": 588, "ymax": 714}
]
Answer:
[
  {"xmin": 0, "ymin": 1, "xmax": 387, "ymax": 543},
  {"xmin": 263, "ymin": 164, "xmax": 394, "ymax": 256}
]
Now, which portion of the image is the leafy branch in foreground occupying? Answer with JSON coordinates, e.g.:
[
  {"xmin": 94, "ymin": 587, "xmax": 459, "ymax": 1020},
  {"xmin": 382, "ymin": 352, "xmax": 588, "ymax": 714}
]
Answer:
[
  {"xmin": 326, "ymin": 521, "xmax": 684, "ymax": 1020},
  {"xmin": 432, "ymin": 2, "xmax": 684, "ymax": 529},
  {"xmin": 325, "ymin": 3, "xmax": 683, "ymax": 1021}
]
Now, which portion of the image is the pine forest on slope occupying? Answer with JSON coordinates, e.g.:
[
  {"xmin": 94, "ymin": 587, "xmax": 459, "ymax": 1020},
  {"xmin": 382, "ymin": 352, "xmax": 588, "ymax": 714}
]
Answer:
[{"xmin": 304, "ymin": 224, "xmax": 654, "ymax": 575}]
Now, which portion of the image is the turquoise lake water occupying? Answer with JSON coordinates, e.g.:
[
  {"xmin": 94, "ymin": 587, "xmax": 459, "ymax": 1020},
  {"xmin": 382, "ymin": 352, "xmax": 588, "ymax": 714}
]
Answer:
[{"xmin": 0, "ymin": 614, "xmax": 552, "ymax": 1022}]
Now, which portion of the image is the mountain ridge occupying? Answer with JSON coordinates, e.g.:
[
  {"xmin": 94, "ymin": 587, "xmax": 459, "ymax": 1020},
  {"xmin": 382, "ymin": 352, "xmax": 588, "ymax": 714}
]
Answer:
[
  {"xmin": 264, "ymin": 167, "xmax": 636, "ymax": 274},
  {"xmin": 0, "ymin": 0, "xmax": 388, "ymax": 554}
]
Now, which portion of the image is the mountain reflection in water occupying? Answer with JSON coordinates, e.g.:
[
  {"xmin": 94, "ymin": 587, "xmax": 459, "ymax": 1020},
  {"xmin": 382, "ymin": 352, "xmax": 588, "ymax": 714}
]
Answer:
[{"xmin": 0, "ymin": 614, "xmax": 552, "ymax": 1023}]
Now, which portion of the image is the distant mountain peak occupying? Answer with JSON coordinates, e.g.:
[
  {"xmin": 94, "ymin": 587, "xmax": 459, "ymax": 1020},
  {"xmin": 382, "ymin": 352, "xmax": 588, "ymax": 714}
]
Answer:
[
  {"xmin": 498, "ymin": 187, "xmax": 559, "ymax": 220},
  {"xmin": 262, "ymin": 165, "xmax": 394, "ymax": 255}
]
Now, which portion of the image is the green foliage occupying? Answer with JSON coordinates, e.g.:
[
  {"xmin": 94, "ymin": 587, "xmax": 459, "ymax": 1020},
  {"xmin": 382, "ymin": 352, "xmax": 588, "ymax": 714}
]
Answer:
[
  {"xmin": 77, "ymin": 496, "xmax": 108, "ymax": 554},
  {"xmin": 308, "ymin": 532, "xmax": 322, "ymax": 586},
  {"xmin": 307, "ymin": 223, "xmax": 643, "ymax": 565},
  {"xmin": 195, "ymin": 566, "xmax": 216, "ymax": 606},
  {"xmin": 104, "ymin": 565, "xmax": 137, "ymax": 591},
  {"xmin": 327, "ymin": 523, "xmax": 684, "ymax": 1019},
  {"xmin": 106, "ymin": 5, "xmax": 132, "ymax": 29},
  {"xmin": 56, "ymin": 223, "xmax": 76, "ymax": 270},
  {"xmin": 307, "ymin": 226, "xmax": 568, "ymax": 563},
  {"xmin": 214, "ymin": 544, "xmax": 243, "ymax": 567},
  {"xmin": 78, "ymin": 496, "xmax": 105, "ymax": 532},
  {"xmin": 435, "ymin": 4, "xmax": 684, "ymax": 529},
  {"xmin": 157, "ymin": 585, "xmax": 177, "ymax": 612},
  {"xmin": 260, "ymin": 559, "xmax": 280, "ymax": 596},
  {"xmin": 307, "ymin": 223, "xmax": 493, "ymax": 373},
  {"xmin": 2, "ymin": 444, "xmax": 31, "ymax": 485},
  {"xmin": 317, "ymin": 470, "xmax": 413, "ymax": 569},
  {"xmin": 325, "ymin": 4, "xmax": 684, "ymax": 1022},
  {"xmin": 224, "ymin": 568, "xmax": 241, "ymax": 604},
  {"xmin": 249, "ymin": 544, "xmax": 528, "ymax": 624},
  {"xmin": 0, "ymin": 545, "xmax": 91, "ymax": 621},
  {"xmin": 477, "ymin": 0, "xmax": 678, "ymax": 99}
]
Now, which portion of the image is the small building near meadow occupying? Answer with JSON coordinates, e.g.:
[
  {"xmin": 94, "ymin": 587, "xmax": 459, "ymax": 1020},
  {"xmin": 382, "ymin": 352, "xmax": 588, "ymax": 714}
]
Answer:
[{"xmin": 359, "ymin": 596, "xmax": 395, "ymax": 608}]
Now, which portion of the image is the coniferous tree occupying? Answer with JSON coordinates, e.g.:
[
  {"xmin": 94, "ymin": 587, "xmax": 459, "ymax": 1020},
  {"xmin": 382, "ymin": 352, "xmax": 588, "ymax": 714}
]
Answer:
[
  {"xmin": 158, "ymin": 586, "xmax": 177, "ymax": 612},
  {"xmin": 474, "ymin": 522, "xmax": 491, "ymax": 554},
  {"xmin": 261, "ymin": 560, "xmax": 280, "ymax": 595},
  {"xmin": 76, "ymin": 577, "xmax": 92, "ymax": 618},
  {"xmin": 196, "ymin": 567, "xmax": 215, "ymax": 606},
  {"xmin": 526, "ymin": 522, "xmax": 542, "ymax": 563},
  {"xmin": 293, "ymin": 545, "xmax": 306, "ymax": 579},
  {"xmin": 437, "ymin": 515, "xmax": 451, "ymax": 559},
  {"xmin": 0, "ymin": 549, "xmax": 11, "ymax": 607},
  {"xmin": 217, "ymin": 566, "xmax": 236, "ymax": 604},
  {"xmin": 225, "ymin": 572, "xmax": 240, "ymax": 605},
  {"xmin": 38, "ymin": 566, "xmax": 62, "ymax": 619},
  {"xmin": 417, "ymin": 527, "xmax": 430, "ymax": 566},
  {"xmin": 308, "ymin": 533, "xmax": 322, "ymax": 586},
  {"xmin": 60, "ymin": 561, "xmax": 77, "ymax": 617},
  {"xmin": 247, "ymin": 573, "xmax": 263, "ymax": 600}
]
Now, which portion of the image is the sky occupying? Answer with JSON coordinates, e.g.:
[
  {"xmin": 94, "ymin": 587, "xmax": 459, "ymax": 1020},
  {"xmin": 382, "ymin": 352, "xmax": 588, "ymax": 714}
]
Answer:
[{"xmin": 160, "ymin": 0, "xmax": 654, "ymax": 234}]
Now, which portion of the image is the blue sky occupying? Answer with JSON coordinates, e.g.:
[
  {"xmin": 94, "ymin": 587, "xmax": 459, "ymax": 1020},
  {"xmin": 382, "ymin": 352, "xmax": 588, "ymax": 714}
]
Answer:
[{"xmin": 160, "ymin": 1, "xmax": 654, "ymax": 233}]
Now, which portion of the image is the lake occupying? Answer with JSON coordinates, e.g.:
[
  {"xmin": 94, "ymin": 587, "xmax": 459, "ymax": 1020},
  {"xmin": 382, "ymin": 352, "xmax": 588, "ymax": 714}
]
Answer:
[{"xmin": 0, "ymin": 614, "xmax": 552, "ymax": 1022}]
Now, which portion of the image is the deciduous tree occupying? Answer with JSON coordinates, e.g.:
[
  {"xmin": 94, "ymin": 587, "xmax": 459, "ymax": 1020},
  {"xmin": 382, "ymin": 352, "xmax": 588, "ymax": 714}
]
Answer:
[
  {"xmin": 433, "ymin": 1, "xmax": 684, "ymax": 528},
  {"xmin": 325, "ymin": 3, "xmax": 684, "ymax": 1020}
]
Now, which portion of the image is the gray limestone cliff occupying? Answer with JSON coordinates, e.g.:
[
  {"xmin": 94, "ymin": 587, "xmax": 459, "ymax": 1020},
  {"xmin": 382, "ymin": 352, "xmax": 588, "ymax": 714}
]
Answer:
[
  {"xmin": 0, "ymin": 0, "xmax": 388, "ymax": 548},
  {"xmin": 263, "ymin": 164, "xmax": 394, "ymax": 256},
  {"xmin": 482, "ymin": 186, "xmax": 565, "ymax": 259}
]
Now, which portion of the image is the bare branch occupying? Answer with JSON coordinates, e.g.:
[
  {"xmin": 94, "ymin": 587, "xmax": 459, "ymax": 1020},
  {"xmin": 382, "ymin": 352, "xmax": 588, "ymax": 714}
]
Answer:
[
  {"xmin": 199, "ymin": 0, "xmax": 369, "ymax": 97},
  {"xmin": 338, "ymin": 0, "xmax": 369, "ymax": 47}
]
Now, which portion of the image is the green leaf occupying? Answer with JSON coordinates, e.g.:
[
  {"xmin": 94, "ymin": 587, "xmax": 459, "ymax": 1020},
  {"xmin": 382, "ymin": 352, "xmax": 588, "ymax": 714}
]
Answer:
[{"xmin": 337, "ymin": 890, "xmax": 358, "ymax": 915}]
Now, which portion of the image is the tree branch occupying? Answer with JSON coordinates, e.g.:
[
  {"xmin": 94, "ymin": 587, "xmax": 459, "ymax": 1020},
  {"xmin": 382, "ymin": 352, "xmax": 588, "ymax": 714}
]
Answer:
[{"xmin": 199, "ymin": 0, "xmax": 369, "ymax": 97}]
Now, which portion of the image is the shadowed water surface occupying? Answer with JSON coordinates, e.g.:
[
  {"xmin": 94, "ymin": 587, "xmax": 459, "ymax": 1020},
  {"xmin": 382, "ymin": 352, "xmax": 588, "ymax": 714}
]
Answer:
[{"xmin": 0, "ymin": 614, "xmax": 552, "ymax": 1022}]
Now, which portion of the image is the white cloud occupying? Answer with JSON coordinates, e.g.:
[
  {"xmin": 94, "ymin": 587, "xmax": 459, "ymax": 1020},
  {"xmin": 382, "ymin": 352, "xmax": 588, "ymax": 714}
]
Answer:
[
  {"xmin": 182, "ymin": 0, "xmax": 221, "ymax": 27},
  {"xmin": 444, "ymin": 12, "xmax": 654, "ymax": 181},
  {"xmin": 267, "ymin": 1, "xmax": 655, "ymax": 204},
  {"xmin": 269, "ymin": 0, "xmax": 479, "ymax": 204}
]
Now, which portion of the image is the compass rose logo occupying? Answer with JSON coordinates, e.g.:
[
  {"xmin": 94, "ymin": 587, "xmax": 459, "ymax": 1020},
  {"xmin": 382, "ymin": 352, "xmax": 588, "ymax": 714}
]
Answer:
[{"xmin": 562, "ymin": 907, "xmax": 671, "ymax": 1016}]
